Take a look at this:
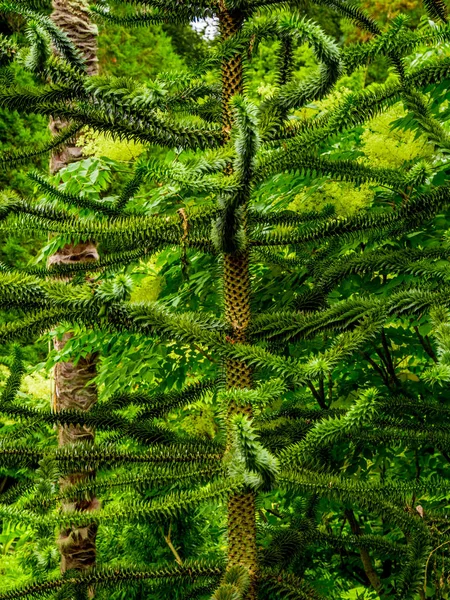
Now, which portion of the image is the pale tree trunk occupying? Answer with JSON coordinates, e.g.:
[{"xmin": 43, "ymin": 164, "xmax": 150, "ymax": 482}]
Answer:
[
  {"xmin": 50, "ymin": 0, "xmax": 99, "ymax": 575},
  {"xmin": 219, "ymin": 8, "xmax": 259, "ymax": 600},
  {"xmin": 50, "ymin": 0, "xmax": 98, "ymax": 173}
]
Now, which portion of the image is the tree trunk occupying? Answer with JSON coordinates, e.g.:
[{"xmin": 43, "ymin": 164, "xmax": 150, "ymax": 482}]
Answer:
[
  {"xmin": 220, "ymin": 8, "xmax": 258, "ymax": 599},
  {"xmin": 50, "ymin": 0, "xmax": 98, "ymax": 174},
  {"xmin": 50, "ymin": 0, "xmax": 99, "ymax": 575}
]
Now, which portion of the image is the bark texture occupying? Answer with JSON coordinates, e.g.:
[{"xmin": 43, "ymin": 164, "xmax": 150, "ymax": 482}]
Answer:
[
  {"xmin": 50, "ymin": 0, "xmax": 98, "ymax": 173},
  {"xmin": 50, "ymin": 0, "xmax": 99, "ymax": 575},
  {"xmin": 220, "ymin": 7, "xmax": 258, "ymax": 599},
  {"xmin": 220, "ymin": 8, "xmax": 244, "ymax": 139}
]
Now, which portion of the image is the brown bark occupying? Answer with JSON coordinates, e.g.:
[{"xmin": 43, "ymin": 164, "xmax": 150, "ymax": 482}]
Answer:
[
  {"xmin": 50, "ymin": 0, "xmax": 99, "ymax": 575},
  {"xmin": 219, "ymin": 7, "xmax": 244, "ymax": 140},
  {"xmin": 220, "ymin": 7, "xmax": 258, "ymax": 599}
]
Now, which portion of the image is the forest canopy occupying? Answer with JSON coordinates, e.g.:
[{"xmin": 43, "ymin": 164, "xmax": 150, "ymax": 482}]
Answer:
[{"xmin": 0, "ymin": 1, "xmax": 450, "ymax": 599}]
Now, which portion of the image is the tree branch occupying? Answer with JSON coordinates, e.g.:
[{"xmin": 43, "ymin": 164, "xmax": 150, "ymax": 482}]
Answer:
[
  {"xmin": 161, "ymin": 523, "xmax": 183, "ymax": 566},
  {"xmin": 414, "ymin": 326, "xmax": 438, "ymax": 363},
  {"xmin": 344, "ymin": 509, "xmax": 383, "ymax": 596}
]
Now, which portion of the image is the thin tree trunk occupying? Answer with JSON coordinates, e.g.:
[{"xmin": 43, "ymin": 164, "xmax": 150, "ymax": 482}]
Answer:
[
  {"xmin": 220, "ymin": 8, "xmax": 258, "ymax": 599},
  {"xmin": 50, "ymin": 0, "xmax": 99, "ymax": 575},
  {"xmin": 345, "ymin": 509, "xmax": 384, "ymax": 596}
]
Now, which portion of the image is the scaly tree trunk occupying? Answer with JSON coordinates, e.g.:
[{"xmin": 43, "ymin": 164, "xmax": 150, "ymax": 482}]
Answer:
[
  {"xmin": 220, "ymin": 8, "xmax": 258, "ymax": 599},
  {"xmin": 50, "ymin": 0, "xmax": 99, "ymax": 575}
]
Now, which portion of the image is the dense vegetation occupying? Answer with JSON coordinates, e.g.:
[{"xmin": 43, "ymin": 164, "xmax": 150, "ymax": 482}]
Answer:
[{"xmin": 1, "ymin": 0, "xmax": 450, "ymax": 599}]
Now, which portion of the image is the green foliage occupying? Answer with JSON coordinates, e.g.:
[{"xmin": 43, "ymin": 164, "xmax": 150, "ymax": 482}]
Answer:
[
  {"xmin": 212, "ymin": 565, "xmax": 250, "ymax": 600},
  {"xmin": 97, "ymin": 20, "xmax": 188, "ymax": 81},
  {"xmin": 230, "ymin": 414, "xmax": 278, "ymax": 491}
]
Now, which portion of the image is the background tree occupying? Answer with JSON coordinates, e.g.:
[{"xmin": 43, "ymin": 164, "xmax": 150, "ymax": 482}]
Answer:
[{"xmin": 48, "ymin": 0, "xmax": 100, "ymax": 577}]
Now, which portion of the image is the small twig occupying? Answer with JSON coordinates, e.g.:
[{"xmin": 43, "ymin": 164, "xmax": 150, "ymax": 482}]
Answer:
[
  {"xmin": 265, "ymin": 508, "xmax": 285, "ymax": 519},
  {"xmin": 424, "ymin": 335, "xmax": 437, "ymax": 361},
  {"xmin": 345, "ymin": 509, "xmax": 383, "ymax": 596},
  {"xmin": 362, "ymin": 351, "xmax": 389, "ymax": 387},
  {"xmin": 375, "ymin": 348, "xmax": 398, "ymax": 390},
  {"xmin": 161, "ymin": 523, "xmax": 183, "ymax": 566},
  {"xmin": 440, "ymin": 449, "xmax": 450, "ymax": 465},
  {"xmin": 193, "ymin": 343, "xmax": 217, "ymax": 364},
  {"xmin": 177, "ymin": 208, "xmax": 191, "ymax": 277},
  {"xmin": 339, "ymin": 513, "xmax": 347, "ymax": 536},
  {"xmin": 258, "ymin": 509, "xmax": 268, "ymax": 523},
  {"xmin": 414, "ymin": 326, "xmax": 438, "ymax": 363},
  {"xmin": 381, "ymin": 330, "xmax": 396, "ymax": 376},
  {"xmin": 328, "ymin": 371, "xmax": 333, "ymax": 405},
  {"xmin": 412, "ymin": 449, "xmax": 421, "ymax": 506},
  {"xmin": 306, "ymin": 380, "xmax": 327, "ymax": 410},
  {"xmin": 0, "ymin": 477, "xmax": 8, "ymax": 495},
  {"xmin": 318, "ymin": 374, "xmax": 325, "ymax": 407},
  {"xmin": 424, "ymin": 540, "xmax": 450, "ymax": 595},
  {"xmin": 377, "ymin": 330, "xmax": 400, "ymax": 389}
]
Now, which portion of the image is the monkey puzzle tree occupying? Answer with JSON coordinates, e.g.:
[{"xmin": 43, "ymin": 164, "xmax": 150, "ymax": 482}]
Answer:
[{"xmin": 2, "ymin": 0, "xmax": 450, "ymax": 598}]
